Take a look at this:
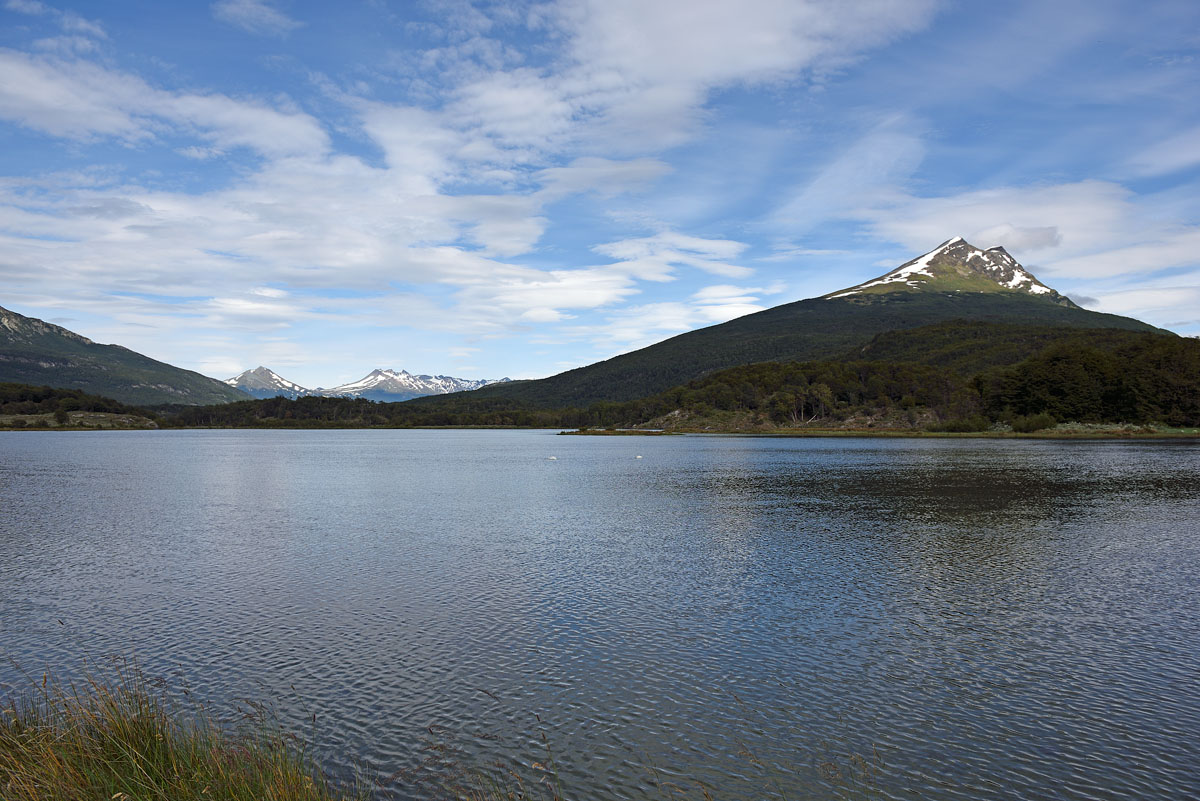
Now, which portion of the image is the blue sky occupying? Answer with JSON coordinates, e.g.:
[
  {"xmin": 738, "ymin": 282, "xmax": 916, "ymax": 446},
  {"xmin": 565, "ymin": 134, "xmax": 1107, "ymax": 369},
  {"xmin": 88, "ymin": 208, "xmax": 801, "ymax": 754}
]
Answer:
[{"xmin": 1, "ymin": 0, "xmax": 1198, "ymax": 387}]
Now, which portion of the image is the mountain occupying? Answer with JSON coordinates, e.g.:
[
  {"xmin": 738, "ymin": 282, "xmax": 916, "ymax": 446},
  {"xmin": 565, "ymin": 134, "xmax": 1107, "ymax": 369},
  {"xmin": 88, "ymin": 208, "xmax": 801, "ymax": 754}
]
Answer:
[
  {"xmin": 0, "ymin": 305, "xmax": 249, "ymax": 406},
  {"xmin": 408, "ymin": 237, "xmax": 1166, "ymax": 410},
  {"xmin": 225, "ymin": 366, "xmax": 311, "ymax": 399},
  {"xmin": 825, "ymin": 237, "xmax": 1075, "ymax": 305},
  {"xmin": 316, "ymin": 368, "xmax": 511, "ymax": 402}
]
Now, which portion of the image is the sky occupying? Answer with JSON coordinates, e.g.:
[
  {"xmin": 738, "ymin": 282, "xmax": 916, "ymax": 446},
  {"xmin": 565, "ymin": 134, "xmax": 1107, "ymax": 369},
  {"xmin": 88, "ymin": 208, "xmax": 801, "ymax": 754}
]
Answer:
[{"xmin": 1, "ymin": 0, "xmax": 1198, "ymax": 387}]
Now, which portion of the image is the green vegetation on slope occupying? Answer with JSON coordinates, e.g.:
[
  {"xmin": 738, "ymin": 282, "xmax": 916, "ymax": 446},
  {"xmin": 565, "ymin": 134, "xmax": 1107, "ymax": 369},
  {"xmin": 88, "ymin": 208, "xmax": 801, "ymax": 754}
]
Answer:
[
  {"xmin": 0, "ymin": 305, "xmax": 248, "ymax": 406},
  {"xmin": 845, "ymin": 321, "xmax": 1166, "ymax": 376},
  {"xmin": 0, "ymin": 383, "xmax": 160, "ymax": 428},
  {"xmin": 1, "ymin": 383, "xmax": 155, "ymax": 418},
  {"xmin": 410, "ymin": 292, "xmax": 1163, "ymax": 409},
  {"xmin": 157, "ymin": 328, "xmax": 1200, "ymax": 432},
  {"xmin": 977, "ymin": 335, "xmax": 1200, "ymax": 426}
]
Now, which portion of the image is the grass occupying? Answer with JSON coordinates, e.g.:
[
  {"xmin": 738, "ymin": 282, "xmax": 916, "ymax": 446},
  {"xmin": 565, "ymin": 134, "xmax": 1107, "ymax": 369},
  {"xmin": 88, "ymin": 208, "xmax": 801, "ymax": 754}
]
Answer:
[
  {"xmin": 0, "ymin": 661, "xmax": 366, "ymax": 801},
  {"xmin": 1, "ymin": 661, "xmax": 889, "ymax": 801}
]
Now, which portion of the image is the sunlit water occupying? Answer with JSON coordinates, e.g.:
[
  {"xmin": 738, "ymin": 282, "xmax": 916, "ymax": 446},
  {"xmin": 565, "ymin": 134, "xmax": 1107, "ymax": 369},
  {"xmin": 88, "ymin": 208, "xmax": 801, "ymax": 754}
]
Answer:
[{"xmin": 2, "ymin": 430, "xmax": 1198, "ymax": 800}]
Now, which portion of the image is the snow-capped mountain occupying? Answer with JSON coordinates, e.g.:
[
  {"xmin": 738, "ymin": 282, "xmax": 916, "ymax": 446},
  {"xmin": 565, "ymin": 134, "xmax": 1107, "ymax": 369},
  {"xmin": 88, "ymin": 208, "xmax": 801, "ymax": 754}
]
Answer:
[
  {"xmin": 224, "ymin": 366, "xmax": 311, "ymax": 399},
  {"xmin": 826, "ymin": 236, "xmax": 1076, "ymax": 307},
  {"xmin": 316, "ymin": 368, "xmax": 511, "ymax": 402}
]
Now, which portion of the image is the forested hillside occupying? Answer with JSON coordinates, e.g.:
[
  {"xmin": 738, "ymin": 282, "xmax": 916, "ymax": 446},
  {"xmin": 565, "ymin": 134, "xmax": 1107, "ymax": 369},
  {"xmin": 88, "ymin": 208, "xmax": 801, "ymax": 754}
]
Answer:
[
  {"xmin": 1, "ymin": 383, "xmax": 155, "ymax": 418},
  {"xmin": 0, "ymin": 383, "xmax": 159, "ymax": 428},
  {"xmin": 1, "ymin": 305, "xmax": 248, "ymax": 406},
  {"xmin": 412, "ymin": 292, "xmax": 1163, "ymax": 409},
  {"xmin": 846, "ymin": 321, "xmax": 1163, "ymax": 375},
  {"xmin": 160, "ymin": 330, "xmax": 1200, "ymax": 432}
]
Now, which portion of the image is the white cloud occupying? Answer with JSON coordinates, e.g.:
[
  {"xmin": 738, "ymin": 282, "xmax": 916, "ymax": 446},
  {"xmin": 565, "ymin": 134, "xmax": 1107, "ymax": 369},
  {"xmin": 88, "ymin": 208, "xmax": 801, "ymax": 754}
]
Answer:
[
  {"xmin": 358, "ymin": 103, "xmax": 465, "ymax": 191},
  {"xmin": 595, "ymin": 231, "xmax": 752, "ymax": 280},
  {"xmin": 568, "ymin": 288, "xmax": 770, "ymax": 355},
  {"xmin": 536, "ymin": 157, "xmax": 672, "ymax": 200},
  {"xmin": 5, "ymin": 0, "xmax": 49, "ymax": 14},
  {"xmin": 212, "ymin": 0, "xmax": 302, "ymax": 36},
  {"xmin": 855, "ymin": 181, "xmax": 1148, "ymax": 268},
  {"xmin": 450, "ymin": 67, "xmax": 577, "ymax": 150},
  {"xmin": 773, "ymin": 117, "xmax": 926, "ymax": 232},
  {"xmin": 431, "ymin": 193, "xmax": 546, "ymax": 256},
  {"xmin": 970, "ymin": 224, "xmax": 1062, "ymax": 252},
  {"xmin": 0, "ymin": 50, "xmax": 148, "ymax": 139},
  {"xmin": 1048, "ymin": 231, "xmax": 1200, "ymax": 279},
  {"xmin": 4, "ymin": 1, "xmax": 106, "ymax": 38},
  {"xmin": 164, "ymin": 92, "xmax": 328, "ymax": 158},
  {"xmin": 842, "ymin": 178, "xmax": 1200, "ymax": 332},
  {"xmin": 0, "ymin": 51, "xmax": 328, "ymax": 156},
  {"xmin": 689, "ymin": 282, "xmax": 780, "ymax": 322},
  {"xmin": 546, "ymin": 281, "xmax": 783, "ymax": 359},
  {"xmin": 1127, "ymin": 125, "xmax": 1200, "ymax": 177},
  {"xmin": 58, "ymin": 11, "xmax": 105, "ymax": 39},
  {"xmin": 31, "ymin": 35, "xmax": 100, "ymax": 54},
  {"xmin": 1086, "ymin": 284, "xmax": 1200, "ymax": 330},
  {"xmin": 251, "ymin": 286, "xmax": 288, "ymax": 298},
  {"xmin": 551, "ymin": 0, "xmax": 941, "ymax": 148}
]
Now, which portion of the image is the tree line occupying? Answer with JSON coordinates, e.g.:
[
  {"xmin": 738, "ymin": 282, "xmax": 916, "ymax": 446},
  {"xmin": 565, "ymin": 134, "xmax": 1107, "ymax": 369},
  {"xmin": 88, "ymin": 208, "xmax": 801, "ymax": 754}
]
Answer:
[
  {"xmin": 0, "ymin": 383, "xmax": 156, "ymax": 423},
  {"xmin": 8, "ymin": 327, "xmax": 1196, "ymax": 432},
  {"xmin": 156, "ymin": 332, "xmax": 1200, "ymax": 431}
]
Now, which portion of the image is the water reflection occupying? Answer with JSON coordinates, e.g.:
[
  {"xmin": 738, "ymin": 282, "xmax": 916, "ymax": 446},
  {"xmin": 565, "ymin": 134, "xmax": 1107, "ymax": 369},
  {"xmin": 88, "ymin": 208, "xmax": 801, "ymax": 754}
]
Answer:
[{"xmin": 1, "ymin": 432, "xmax": 1198, "ymax": 800}]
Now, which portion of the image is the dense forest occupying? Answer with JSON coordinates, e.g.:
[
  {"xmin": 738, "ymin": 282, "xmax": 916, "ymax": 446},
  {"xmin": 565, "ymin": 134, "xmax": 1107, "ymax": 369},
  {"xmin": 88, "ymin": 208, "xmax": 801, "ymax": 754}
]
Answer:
[
  {"xmin": 976, "ymin": 335, "xmax": 1200, "ymax": 426},
  {"xmin": 848, "ymin": 321, "xmax": 1166, "ymax": 375},
  {"xmin": 0, "ymin": 383, "xmax": 157, "ymax": 422},
  {"xmin": 157, "ymin": 330, "xmax": 1200, "ymax": 432}
]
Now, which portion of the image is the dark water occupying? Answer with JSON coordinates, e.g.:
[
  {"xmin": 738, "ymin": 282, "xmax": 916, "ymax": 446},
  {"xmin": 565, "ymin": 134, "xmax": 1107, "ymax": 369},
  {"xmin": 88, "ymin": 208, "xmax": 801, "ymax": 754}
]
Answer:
[{"xmin": 2, "ymin": 430, "xmax": 1199, "ymax": 800}]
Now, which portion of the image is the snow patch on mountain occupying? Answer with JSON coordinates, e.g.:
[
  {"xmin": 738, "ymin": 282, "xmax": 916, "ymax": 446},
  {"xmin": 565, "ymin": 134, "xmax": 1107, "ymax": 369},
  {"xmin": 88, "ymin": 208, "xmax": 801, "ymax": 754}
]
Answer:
[
  {"xmin": 316, "ymin": 368, "xmax": 511, "ymax": 401},
  {"xmin": 225, "ymin": 365, "xmax": 511, "ymax": 402},
  {"xmin": 829, "ymin": 237, "xmax": 1063, "ymax": 301},
  {"xmin": 224, "ymin": 366, "xmax": 311, "ymax": 399}
]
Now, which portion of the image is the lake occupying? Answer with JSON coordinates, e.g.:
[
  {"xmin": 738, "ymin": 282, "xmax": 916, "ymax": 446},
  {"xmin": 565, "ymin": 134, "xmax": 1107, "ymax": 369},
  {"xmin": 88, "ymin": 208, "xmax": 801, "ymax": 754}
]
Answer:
[{"xmin": 2, "ymin": 430, "xmax": 1198, "ymax": 800}]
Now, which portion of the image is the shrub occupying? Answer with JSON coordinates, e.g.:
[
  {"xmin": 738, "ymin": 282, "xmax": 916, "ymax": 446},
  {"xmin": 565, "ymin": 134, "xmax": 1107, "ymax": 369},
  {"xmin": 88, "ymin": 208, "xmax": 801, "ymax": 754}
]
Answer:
[
  {"xmin": 926, "ymin": 415, "xmax": 990, "ymax": 433},
  {"xmin": 1011, "ymin": 412, "xmax": 1057, "ymax": 433}
]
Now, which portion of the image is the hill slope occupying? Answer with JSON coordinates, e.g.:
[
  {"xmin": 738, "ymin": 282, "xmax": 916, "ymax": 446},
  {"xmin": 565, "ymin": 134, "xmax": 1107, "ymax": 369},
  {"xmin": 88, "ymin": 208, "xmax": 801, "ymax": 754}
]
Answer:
[
  {"xmin": 843, "ymin": 320, "xmax": 1166, "ymax": 376},
  {"xmin": 0, "ymin": 306, "xmax": 249, "ymax": 406},
  {"xmin": 411, "ymin": 238, "xmax": 1165, "ymax": 409}
]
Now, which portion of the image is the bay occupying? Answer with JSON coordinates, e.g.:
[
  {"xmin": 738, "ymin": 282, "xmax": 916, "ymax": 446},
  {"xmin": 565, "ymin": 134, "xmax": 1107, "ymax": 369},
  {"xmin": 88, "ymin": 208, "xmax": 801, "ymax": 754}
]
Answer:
[{"xmin": 1, "ymin": 430, "xmax": 1198, "ymax": 800}]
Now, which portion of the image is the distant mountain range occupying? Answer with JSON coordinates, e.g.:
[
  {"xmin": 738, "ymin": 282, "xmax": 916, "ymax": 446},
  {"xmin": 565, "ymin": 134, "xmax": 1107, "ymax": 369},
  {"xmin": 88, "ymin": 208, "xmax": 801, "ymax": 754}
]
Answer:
[
  {"xmin": 407, "ymin": 237, "xmax": 1166, "ymax": 410},
  {"xmin": 1, "ymin": 306, "xmax": 507, "ymax": 406},
  {"xmin": 314, "ymin": 368, "xmax": 510, "ymax": 402},
  {"xmin": 0, "ymin": 305, "xmax": 247, "ymax": 406},
  {"xmin": 2, "ymin": 237, "xmax": 1174, "ymax": 412},
  {"xmin": 225, "ymin": 366, "xmax": 510, "ymax": 402}
]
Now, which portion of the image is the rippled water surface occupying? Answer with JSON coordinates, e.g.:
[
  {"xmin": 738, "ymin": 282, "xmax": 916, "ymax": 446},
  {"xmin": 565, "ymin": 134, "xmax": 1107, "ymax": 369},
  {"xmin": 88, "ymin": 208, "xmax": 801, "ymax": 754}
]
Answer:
[{"xmin": 2, "ymin": 430, "xmax": 1199, "ymax": 799}]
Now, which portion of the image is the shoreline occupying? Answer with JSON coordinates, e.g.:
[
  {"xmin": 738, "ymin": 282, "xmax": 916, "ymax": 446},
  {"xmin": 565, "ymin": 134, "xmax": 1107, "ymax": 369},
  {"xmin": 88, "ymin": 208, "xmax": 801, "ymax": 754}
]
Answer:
[
  {"xmin": 563, "ymin": 426, "xmax": 1200, "ymax": 440},
  {"xmin": 5, "ymin": 423, "xmax": 1199, "ymax": 439}
]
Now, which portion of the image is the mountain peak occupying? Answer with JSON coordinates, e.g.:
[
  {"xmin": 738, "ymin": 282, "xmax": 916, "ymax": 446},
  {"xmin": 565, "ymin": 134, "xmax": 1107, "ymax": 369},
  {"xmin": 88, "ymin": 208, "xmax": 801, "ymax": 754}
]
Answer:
[
  {"xmin": 225, "ymin": 366, "xmax": 309, "ymax": 397},
  {"xmin": 825, "ymin": 238, "xmax": 1076, "ymax": 307}
]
